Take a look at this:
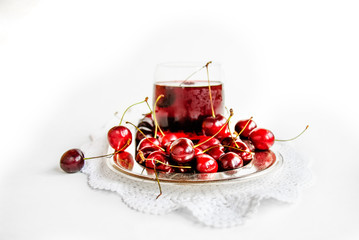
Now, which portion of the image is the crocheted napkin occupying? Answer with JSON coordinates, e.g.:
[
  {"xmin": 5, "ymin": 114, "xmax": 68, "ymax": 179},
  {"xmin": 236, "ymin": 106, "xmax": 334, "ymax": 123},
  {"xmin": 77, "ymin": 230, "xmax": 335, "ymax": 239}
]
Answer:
[{"xmin": 80, "ymin": 128, "xmax": 312, "ymax": 228}]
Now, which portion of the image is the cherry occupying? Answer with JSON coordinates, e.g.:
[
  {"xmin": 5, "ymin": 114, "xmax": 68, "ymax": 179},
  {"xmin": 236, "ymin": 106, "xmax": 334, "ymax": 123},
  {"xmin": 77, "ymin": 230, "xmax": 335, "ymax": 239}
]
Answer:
[
  {"xmin": 137, "ymin": 137, "xmax": 161, "ymax": 151},
  {"xmin": 218, "ymin": 152, "xmax": 243, "ymax": 170},
  {"xmin": 137, "ymin": 116, "xmax": 154, "ymax": 130},
  {"xmin": 158, "ymin": 132, "xmax": 183, "ymax": 147},
  {"xmin": 242, "ymin": 139, "xmax": 256, "ymax": 152},
  {"xmin": 194, "ymin": 147, "xmax": 204, "ymax": 156},
  {"xmin": 170, "ymin": 138, "xmax": 195, "ymax": 164},
  {"xmin": 196, "ymin": 136, "xmax": 221, "ymax": 151},
  {"xmin": 235, "ymin": 119, "xmax": 257, "ymax": 138},
  {"xmin": 107, "ymin": 125, "xmax": 132, "ymax": 151},
  {"xmin": 195, "ymin": 154, "xmax": 218, "ymax": 173},
  {"xmin": 253, "ymin": 150, "xmax": 276, "ymax": 170},
  {"xmin": 221, "ymin": 136, "xmax": 236, "ymax": 147},
  {"xmin": 135, "ymin": 126, "xmax": 153, "ymax": 145},
  {"xmin": 60, "ymin": 149, "xmax": 84, "ymax": 173},
  {"xmin": 249, "ymin": 128, "xmax": 275, "ymax": 151},
  {"xmin": 202, "ymin": 114, "xmax": 230, "ymax": 140},
  {"xmin": 145, "ymin": 150, "xmax": 173, "ymax": 172},
  {"xmin": 114, "ymin": 151, "xmax": 134, "ymax": 170},
  {"xmin": 109, "ymin": 97, "xmax": 151, "ymax": 151},
  {"xmin": 205, "ymin": 145, "xmax": 225, "ymax": 160},
  {"xmin": 229, "ymin": 140, "xmax": 253, "ymax": 161},
  {"xmin": 136, "ymin": 147, "xmax": 159, "ymax": 165}
]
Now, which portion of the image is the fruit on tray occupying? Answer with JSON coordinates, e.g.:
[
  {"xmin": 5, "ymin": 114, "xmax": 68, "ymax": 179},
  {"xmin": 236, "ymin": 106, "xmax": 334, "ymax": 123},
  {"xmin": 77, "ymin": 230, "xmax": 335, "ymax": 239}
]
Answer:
[{"xmin": 60, "ymin": 62, "xmax": 308, "ymax": 176}]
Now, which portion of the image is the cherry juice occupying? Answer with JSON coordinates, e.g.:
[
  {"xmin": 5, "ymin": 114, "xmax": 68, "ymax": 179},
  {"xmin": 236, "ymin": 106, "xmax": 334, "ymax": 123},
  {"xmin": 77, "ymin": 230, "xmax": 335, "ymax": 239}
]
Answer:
[{"xmin": 154, "ymin": 80, "xmax": 224, "ymax": 133}]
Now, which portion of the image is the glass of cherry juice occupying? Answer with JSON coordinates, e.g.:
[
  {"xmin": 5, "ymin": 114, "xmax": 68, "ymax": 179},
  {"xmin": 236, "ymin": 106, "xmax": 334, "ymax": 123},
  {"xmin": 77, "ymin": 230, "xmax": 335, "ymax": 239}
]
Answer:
[{"xmin": 153, "ymin": 62, "xmax": 225, "ymax": 133}]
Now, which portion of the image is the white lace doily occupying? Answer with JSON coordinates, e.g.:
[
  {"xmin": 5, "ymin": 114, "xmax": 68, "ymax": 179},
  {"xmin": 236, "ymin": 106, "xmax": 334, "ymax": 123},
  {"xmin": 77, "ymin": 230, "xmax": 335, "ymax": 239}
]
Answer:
[{"xmin": 80, "ymin": 130, "xmax": 312, "ymax": 228}]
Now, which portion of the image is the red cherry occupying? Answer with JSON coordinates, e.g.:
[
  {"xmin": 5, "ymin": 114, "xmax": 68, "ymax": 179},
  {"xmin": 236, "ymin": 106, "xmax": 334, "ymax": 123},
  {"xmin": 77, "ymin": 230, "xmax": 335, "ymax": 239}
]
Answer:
[
  {"xmin": 108, "ymin": 125, "xmax": 132, "ymax": 151},
  {"xmin": 135, "ymin": 126, "xmax": 153, "ymax": 145},
  {"xmin": 136, "ymin": 147, "xmax": 159, "ymax": 165},
  {"xmin": 202, "ymin": 114, "xmax": 230, "ymax": 140},
  {"xmin": 218, "ymin": 152, "xmax": 243, "ymax": 170},
  {"xmin": 221, "ymin": 136, "xmax": 236, "ymax": 147},
  {"xmin": 206, "ymin": 145, "xmax": 225, "ymax": 160},
  {"xmin": 60, "ymin": 149, "xmax": 84, "ymax": 173},
  {"xmin": 194, "ymin": 147, "xmax": 204, "ymax": 156},
  {"xmin": 195, "ymin": 154, "xmax": 218, "ymax": 173},
  {"xmin": 229, "ymin": 140, "xmax": 253, "ymax": 162},
  {"xmin": 242, "ymin": 139, "xmax": 256, "ymax": 152},
  {"xmin": 253, "ymin": 150, "xmax": 276, "ymax": 170},
  {"xmin": 235, "ymin": 119, "xmax": 257, "ymax": 138},
  {"xmin": 137, "ymin": 137, "xmax": 161, "ymax": 151},
  {"xmin": 159, "ymin": 133, "xmax": 180, "ymax": 147},
  {"xmin": 196, "ymin": 136, "xmax": 221, "ymax": 151},
  {"xmin": 170, "ymin": 138, "xmax": 195, "ymax": 164},
  {"xmin": 114, "ymin": 151, "xmax": 134, "ymax": 170},
  {"xmin": 249, "ymin": 128, "xmax": 275, "ymax": 150},
  {"xmin": 145, "ymin": 151, "xmax": 173, "ymax": 172}
]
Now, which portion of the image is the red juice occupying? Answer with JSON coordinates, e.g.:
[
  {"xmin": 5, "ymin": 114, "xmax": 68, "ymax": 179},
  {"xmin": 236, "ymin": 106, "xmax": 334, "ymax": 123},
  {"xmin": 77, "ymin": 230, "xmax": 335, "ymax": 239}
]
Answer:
[{"xmin": 154, "ymin": 80, "xmax": 224, "ymax": 133}]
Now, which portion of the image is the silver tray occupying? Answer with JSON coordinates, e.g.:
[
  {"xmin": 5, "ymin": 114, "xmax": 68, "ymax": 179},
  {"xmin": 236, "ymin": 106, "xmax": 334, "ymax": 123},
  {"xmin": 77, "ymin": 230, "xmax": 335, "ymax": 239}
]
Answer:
[{"xmin": 106, "ymin": 149, "xmax": 283, "ymax": 185}]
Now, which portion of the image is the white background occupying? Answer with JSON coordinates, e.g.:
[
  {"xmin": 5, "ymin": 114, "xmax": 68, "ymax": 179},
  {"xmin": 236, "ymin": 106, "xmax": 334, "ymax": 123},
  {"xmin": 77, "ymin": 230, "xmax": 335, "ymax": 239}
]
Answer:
[{"xmin": 1, "ymin": 0, "xmax": 359, "ymax": 239}]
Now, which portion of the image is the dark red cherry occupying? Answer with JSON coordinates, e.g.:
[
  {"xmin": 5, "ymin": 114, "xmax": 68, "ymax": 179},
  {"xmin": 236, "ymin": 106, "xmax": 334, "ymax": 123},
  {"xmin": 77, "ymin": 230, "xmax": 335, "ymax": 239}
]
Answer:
[
  {"xmin": 235, "ymin": 119, "xmax": 257, "ymax": 138},
  {"xmin": 114, "ymin": 151, "xmax": 134, "ymax": 170},
  {"xmin": 136, "ymin": 147, "xmax": 160, "ymax": 165},
  {"xmin": 108, "ymin": 125, "xmax": 132, "ymax": 151},
  {"xmin": 221, "ymin": 136, "xmax": 236, "ymax": 147},
  {"xmin": 145, "ymin": 151, "xmax": 172, "ymax": 172},
  {"xmin": 218, "ymin": 152, "xmax": 243, "ymax": 170},
  {"xmin": 253, "ymin": 150, "xmax": 276, "ymax": 170},
  {"xmin": 196, "ymin": 136, "xmax": 221, "ymax": 151},
  {"xmin": 249, "ymin": 128, "xmax": 275, "ymax": 150},
  {"xmin": 242, "ymin": 139, "xmax": 256, "ymax": 152},
  {"xmin": 229, "ymin": 140, "xmax": 253, "ymax": 162},
  {"xmin": 206, "ymin": 145, "xmax": 225, "ymax": 160},
  {"xmin": 60, "ymin": 149, "xmax": 84, "ymax": 173},
  {"xmin": 135, "ymin": 126, "xmax": 153, "ymax": 145},
  {"xmin": 170, "ymin": 138, "xmax": 195, "ymax": 164},
  {"xmin": 137, "ymin": 137, "xmax": 161, "ymax": 151},
  {"xmin": 195, "ymin": 154, "xmax": 218, "ymax": 173},
  {"xmin": 137, "ymin": 116, "xmax": 154, "ymax": 130},
  {"xmin": 159, "ymin": 133, "xmax": 180, "ymax": 147},
  {"xmin": 202, "ymin": 114, "xmax": 230, "ymax": 140}
]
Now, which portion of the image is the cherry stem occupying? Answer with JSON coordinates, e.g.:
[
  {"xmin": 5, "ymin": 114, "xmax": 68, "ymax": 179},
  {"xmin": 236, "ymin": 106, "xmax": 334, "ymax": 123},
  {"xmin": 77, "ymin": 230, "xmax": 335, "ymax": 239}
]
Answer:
[
  {"xmin": 202, "ymin": 145, "xmax": 221, "ymax": 154},
  {"xmin": 276, "ymin": 125, "xmax": 309, "ymax": 142},
  {"xmin": 153, "ymin": 166, "xmax": 162, "ymax": 199},
  {"xmin": 153, "ymin": 95, "xmax": 165, "ymax": 138},
  {"xmin": 83, "ymin": 139, "xmax": 131, "ymax": 160},
  {"xmin": 180, "ymin": 61, "xmax": 209, "ymax": 86},
  {"xmin": 119, "ymin": 97, "xmax": 149, "ymax": 125},
  {"xmin": 205, "ymin": 61, "xmax": 215, "ymax": 118},
  {"xmin": 222, "ymin": 145, "xmax": 253, "ymax": 155},
  {"xmin": 125, "ymin": 121, "xmax": 165, "ymax": 152},
  {"xmin": 193, "ymin": 108, "xmax": 234, "ymax": 149},
  {"xmin": 144, "ymin": 158, "xmax": 192, "ymax": 169},
  {"xmin": 137, "ymin": 152, "xmax": 163, "ymax": 199}
]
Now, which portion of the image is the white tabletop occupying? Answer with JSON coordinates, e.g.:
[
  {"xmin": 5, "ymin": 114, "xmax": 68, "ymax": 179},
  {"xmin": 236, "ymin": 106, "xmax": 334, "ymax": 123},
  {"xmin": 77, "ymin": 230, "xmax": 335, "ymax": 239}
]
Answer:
[{"xmin": 1, "ymin": 1, "xmax": 359, "ymax": 239}]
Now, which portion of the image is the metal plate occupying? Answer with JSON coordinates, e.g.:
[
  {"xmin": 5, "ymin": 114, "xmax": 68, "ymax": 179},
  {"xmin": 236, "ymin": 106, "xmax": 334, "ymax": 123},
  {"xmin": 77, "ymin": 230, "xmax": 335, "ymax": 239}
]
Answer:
[{"xmin": 106, "ymin": 149, "xmax": 283, "ymax": 185}]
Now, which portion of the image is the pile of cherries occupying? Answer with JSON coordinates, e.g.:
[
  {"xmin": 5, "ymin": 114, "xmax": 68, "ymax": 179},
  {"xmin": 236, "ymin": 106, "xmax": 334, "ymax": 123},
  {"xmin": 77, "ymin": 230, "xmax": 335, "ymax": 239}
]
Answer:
[
  {"xmin": 60, "ymin": 108, "xmax": 277, "ymax": 174},
  {"xmin": 133, "ymin": 112, "xmax": 275, "ymax": 173}
]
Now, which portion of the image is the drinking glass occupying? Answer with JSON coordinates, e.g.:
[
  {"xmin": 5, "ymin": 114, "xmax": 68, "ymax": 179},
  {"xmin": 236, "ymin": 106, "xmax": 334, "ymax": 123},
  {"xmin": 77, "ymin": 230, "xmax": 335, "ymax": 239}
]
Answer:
[{"xmin": 153, "ymin": 62, "xmax": 225, "ymax": 133}]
